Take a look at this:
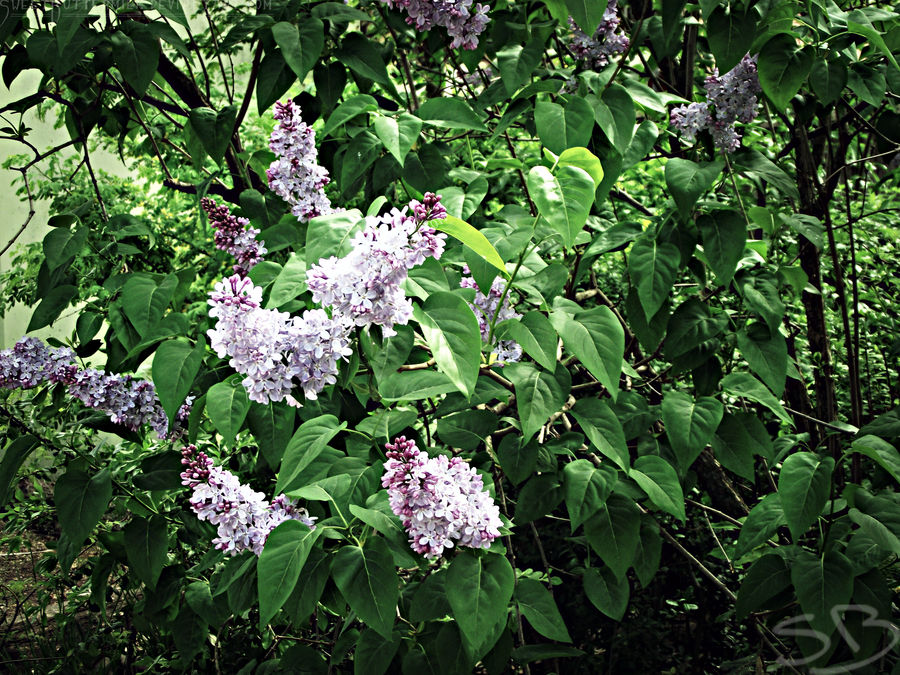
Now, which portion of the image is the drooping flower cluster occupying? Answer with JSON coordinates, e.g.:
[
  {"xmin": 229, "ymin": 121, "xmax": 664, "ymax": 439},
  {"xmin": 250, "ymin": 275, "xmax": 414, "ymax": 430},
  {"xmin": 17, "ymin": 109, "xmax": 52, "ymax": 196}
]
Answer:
[
  {"xmin": 378, "ymin": 0, "xmax": 491, "ymax": 50},
  {"xmin": 381, "ymin": 436, "xmax": 503, "ymax": 559},
  {"xmin": 460, "ymin": 269, "xmax": 522, "ymax": 365},
  {"xmin": 0, "ymin": 337, "xmax": 191, "ymax": 438},
  {"xmin": 201, "ymin": 197, "xmax": 267, "ymax": 275},
  {"xmin": 180, "ymin": 444, "xmax": 316, "ymax": 556},
  {"xmin": 306, "ymin": 193, "xmax": 447, "ymax": 337},
  {"xmin": 569, "ymin": 2, "xmax": 629, "ymax": 69},
  {"xmin": 670, "ymin": 54, "xmax": 761, "ymax": 153},
  {"xmin": 267, "ymin": 100, "xmax": 334, "ymax": 222},
  {"xmin": 207, "ymin": 276, "xmax": 353, "ymax": 406}
]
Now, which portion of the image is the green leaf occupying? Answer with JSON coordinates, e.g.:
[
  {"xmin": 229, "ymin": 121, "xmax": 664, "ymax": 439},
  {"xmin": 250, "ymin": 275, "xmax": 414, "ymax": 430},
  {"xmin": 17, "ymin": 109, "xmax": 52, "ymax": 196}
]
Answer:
[
  {"xmin": 335, "ymin": 33, "xmax": 398, "ymax": 98},
  {"xmin": 322, "ymin": 95, "xmax": 377, "ymax": 137},
  {"xmin": 206, "ymin": 380, "xmax": 250, "ymax": 445},
  {"xmin": 148, "ymin": 0, "xmax": 189, "ymax": 27},
  {"xmin": 497, "ymin": 37, "xmax": 545, "ymax": 95},
  {"xmin": 266, "ymin": 253, "xmax": 307, "ymax": 309},
  {"xmin": 437, "ymin": 410, "xmax": 498, "ymax": 450},
  {"xmin": 271, "ymin": 18, "xmax": 323, "ymax": 81},
  {"xmin": 447, "ymin": 552, "xmax": 515, "ymax": 658},
  {"xmin": 628, "ymin": 237, "xmax": 680, "ymax": 321},
  {"xmin": 698, "ymin": 209, "xmax": 746, "ymax": 287},
  {"xmin": 731, "ymin": 149, "xmax": 799, "ymax": 200},
  {"xmin": 589, "ymin": 83, "xmax": 635, "ymax": 150},
  {"xmin": 720, "ymin": 372, "xmax": 792, "ymax": 425},
  {"xmin": 43, "ymin": 225, "xmax": 87, "ymax": 271},
  {"xmin": 373, "ymin": 112, "xmax": 422, "ymax": 165},
  {"xmin": 55, "ymin": 466, "xmax": 112, "ymax": 546},
  {"xmin": 305, "ymin": 209, "xmax": 364, "ymax": 266},
  {"xmin": 110, "ymin": 25, "xmax": 160, "ymax": 95},
  {"xmin": 778, "ymin": 452, "xmax": 834, "ymax": 540},
  {"xmin": 735, "ymin": 493, "xmax": 784, "ymax": 558},
  {"xmin": 630, "ymin": 455, "xmax": 685, "ymax": 521},
  {"xmin": 849, "ymin": 508, "xmax": 900, "ymax": 555},
  {"xmin": 549, "ymin": 306, "xmax": 623, "ymax": 400},
  {"xmin": 852, "ymin": 435, "xmax": 900, "ymax": 485},
  {"xmin": 791, "ymin": 549, "xmax": 855, "ymax": 635},
  {"xmin": 660, "ymin": 390, "xmax": 723, "ymax": 471},
  {"xmin": 569, "ymin": 398, "xmax": 629, "ymax": 470},
  {"xmin": 528, "ymin": 164, "xmax": 595, "ymax": 248},
  {"xmin": 496, "ymin": 312, "xmax": 558, "ymax": 372},
  {"xmin": 583, "ymin": 566, "xmax": 629, "ymax": 621},
  {"xmin": 735, "ymin": 553, "xmax": 791, "ymax": 618},
  {"xmin": 379, "ymin": 370, "xmax": 458, "ymax": 402},
  {"xmin": 354, "ymin": 627, "xmax": 401, "ymax": 675},
  {"xmin": 712, "ymin": 411, "xmax": 774, "ymax": 481},
  {"xmin": 417, "ymin": 97, "xmax": 487, "ymax": 132},
  {"xmin": 707, "ymin": 6, "xmax": 757, "ymax": 72},
  {"xmin": 809, "ymin": 59, "xmax": 848, "ymax": 105},
  {"xmin": 0, "ymin": 435, "xmax": 40, "ymax": 507},
  {"xmin": 413, "ymin": 292, "xmax": 482, "ymax": 398},
  {"xmin": 584, "ymin": 494, "xmax": 641, "ymax": 579},
  {"xmin": 515, "ymin": 577, "xmax": 571, "ymax": 642},
  {"xmin": 757, "ymin": 34, "xmax": 814, "ymax": 110},
  {"xmin": 433, "ymin": 215, "xmax": 506, "ymax": 276},
  {"xmin": 782, "ymin": 213, "xmax": 824, "ymax": 250},
  {"xmin": 332, "ymin": 539, "xmax": 398, "ymax": 640},
  {"xmin": 188, "ymin": 106, "xmax": 238, "ymax": 166},
  {"xmin": 277, "ymin": 415, "xmax": 345, "ymax": 493},
  {"xmin": 246, "ymin": 402, "xmax": 296, "ymax": 469},
  {"xmin": 124, "ymin": 516, "xmax": 167, "ymax": 588},
  {"xmin": 737, "ymin": 322, "xmax": 787, "ymax": 397},
  {"xmin": 120, "ymin": 273, "xmax": 178, "ymax": 337},
  {"xmin": 535, "ymin": 97, "xmax": 594, "ymax": 155},
  {"xmin": 152, "ymin": 338, "xmax": 203, "ymax": 427},
  {"xmin": 632, "ymin": 518, "xmax": 662, "ymax": 588},
  {"xmin": 497, "ymin": 437, "xmax": 538, "ymax": 485},
  {"xmin": 512, "ymin": 645, "xmax": 585, "ymax": 664},
  {"xmin": 557, "ymin": 147, "xmax": 604, "ymax": 188},
  {"xmin": 505, "ymin": 362, "xmax": 571, "ymax": 442},
  {"xmin": 27, "ymin": 285, "xmax": 76, "ymax": 332},
  {"xmin": 665, "ymin": 158, "xmax": 724, "ymax": 216},
  {"xmin": 846, "ymin": 11, "xmax": 900, "ymax": 72},
  {"xmin": 515, "ymin": 474, "xmax": 563, "ymax": 524},
  {"xmin": 566, "ymin": 0, "xmax": 606, "ymax": 34},
  {"xmin": 563, "ymin": 459, "xmax": 613, "ymax": 529},
  {"xmin": 258, "ymin": 521, "xmax": 322, "ymax": 629}
]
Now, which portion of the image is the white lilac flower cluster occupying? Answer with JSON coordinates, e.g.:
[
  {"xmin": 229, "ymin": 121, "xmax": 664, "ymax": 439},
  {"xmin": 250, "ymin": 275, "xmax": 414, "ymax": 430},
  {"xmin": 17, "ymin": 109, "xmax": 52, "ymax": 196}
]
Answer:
[
  {"xmin": 459, "ymin": 268, "xmax": 522, "ymax": 366},
  {"xmin": 267, "ymin": 100, "xmax": 335, "ymax": 223},
  {"xmin": 0, "ymin": 337, "xmax": 192, "ymax": 438},
  {"xmin": 670, "ymin": 54, "xmax": 761, "ymax": 153},
  {"xmin": 180, "ymin": 444, "xmax": 316, "ymax": 556},
  {"xmin": 569, "ymin": 1, "xmax": 629, "ymax": 69},
  {"xmin": 381, "ymin": 436, "xmax": 502, "ymax": 558},
  {"xmin": 378, "ymin": 0, "xmax": 491, "ymax": 50},
  {"xmin": 306, "ymin": 193, "xmax": 447, "ymax": 338},
  {"xmin": 201, "ymin": 197, "xmax": 267, "ymax": 276}
]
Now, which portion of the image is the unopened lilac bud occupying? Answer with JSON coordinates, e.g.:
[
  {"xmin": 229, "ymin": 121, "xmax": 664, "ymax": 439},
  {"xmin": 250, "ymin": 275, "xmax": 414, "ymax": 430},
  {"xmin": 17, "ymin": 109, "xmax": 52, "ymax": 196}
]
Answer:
[{"xmin": 201, "ymin": 198, "xmax": 267, "ymax": 275}]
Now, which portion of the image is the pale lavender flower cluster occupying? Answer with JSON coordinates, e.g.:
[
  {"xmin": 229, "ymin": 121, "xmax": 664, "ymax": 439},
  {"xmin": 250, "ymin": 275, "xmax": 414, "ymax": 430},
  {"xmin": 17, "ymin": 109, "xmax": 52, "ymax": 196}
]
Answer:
[
  {"xmin": 267, "ymin": 100, "xmax": 334, "ymax": 222},
  {"xmin": 670, "ymin": 54, "xmax": 761, "ymax": 153},
  {"xmin": 180, "ymin": 444, "xmax": 316, "ymax": 556},
  {"xmin": 460, "ymin": 269, "xmax": 522, "ymax": 366},
  {"xmin": 0, "ymin": 337, "xmax": 191, "ymax": 438},
  {"xmin": 379, "ymin": 0, "xmax": 491, "ymax": 50},
  {"xmin": 569, "ymin": 1, "xmax": 629, "ymax": 69},
  {"xmin": 306, "ymin": 193, "xmax": 447, "ymax": 338},
  {"xmin": 207, "ymin": 276, "xmax": 353, "ymax": 407},
  {"xmin": 381, "ymin": 436, "xmax": 502, "ymax": 559},
  {"xmin": 201, "ymin": 198, "xmax": 267, "ymax": 276}
]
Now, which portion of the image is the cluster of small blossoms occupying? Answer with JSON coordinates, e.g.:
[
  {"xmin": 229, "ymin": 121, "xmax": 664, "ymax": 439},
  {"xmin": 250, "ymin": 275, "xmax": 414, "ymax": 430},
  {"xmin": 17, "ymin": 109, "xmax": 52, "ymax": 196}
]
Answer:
[
  {"xmin": 201, "ymin": 198, "xmax": 267, "ymax": 275},
  {"xmin": 180, "ymin": 445, "xmax": 315, "ymax": 556},
  {"xmin": 207, "ymin": 276, "xmax": 352, "ymax": 406},
  {"xmin": 267, "ymin": 100, "xmax": 334, "ymax": 222},
  {"xmin": 460, "ymin": 269, "xmax": 522, "ymax": 365},
  {"xmin": 306, "ymin": 193, "xmax": 447, "ymax": 338},
  {"xmin": 381, "ymin": 436, "xmax": 502, "ymax": 559},
  {"xmin": 0, "ymin": 337, "xmax": 190, "ymax": 438},
  {"xmin": 378, "ymin": 0, "xmax": 490, "ymax": 50},
  {"xmin": 569, "ymin": 1, "xmax": 629, "ymax": 69},
  {"xmin": 670, "ymin": 54, "xmax": 761, "ymax": 153}
]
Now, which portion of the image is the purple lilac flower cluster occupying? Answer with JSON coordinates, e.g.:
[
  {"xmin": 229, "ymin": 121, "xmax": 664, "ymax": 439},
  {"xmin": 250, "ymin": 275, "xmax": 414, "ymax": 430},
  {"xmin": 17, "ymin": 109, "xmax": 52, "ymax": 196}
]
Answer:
[
  {"xmin": 381, "ymin": 436, "xmax": 502, "ymax": 559},
  {"xmin": 306, "ymin": 193, "xmax": 447, "ymax": 338},
  {"xmin": 0, "ymin": 337, "xmax": 191, "ymax": 438},
  {"xmin": 378, "ymin": 0, "xmax": 491, "ymax": 50},
  {"xmin": 670, "ymin": 54, "xmax": 761, "ymax": 153},
  {"xmin": 459, "ymin": 269, "xmax": 522, "ymax": 366},
  {"xmin": 569, "ymin": 1, "xmax": 629, "ymax": 69},
  {"xmin": 267, "ymin": 100, "xmax": 334, "ymax": 222},
  {"xmin": 180, "ymin": 444, "xmax": 316, "ymax": 556},
  {"xmin": 207, "ymin": 276, "xmax": 353, "ymax": 407},
  {"xmin": 201, "ymin": 198, "xmax": 267, "ymax": 276}
]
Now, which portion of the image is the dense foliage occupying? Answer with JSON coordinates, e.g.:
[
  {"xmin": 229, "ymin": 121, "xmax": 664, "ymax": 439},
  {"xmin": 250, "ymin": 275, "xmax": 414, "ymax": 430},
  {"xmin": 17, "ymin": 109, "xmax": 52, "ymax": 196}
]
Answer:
[{"xmin": 1, "ymin": 0, "xmax": 899, "ymax": 672}]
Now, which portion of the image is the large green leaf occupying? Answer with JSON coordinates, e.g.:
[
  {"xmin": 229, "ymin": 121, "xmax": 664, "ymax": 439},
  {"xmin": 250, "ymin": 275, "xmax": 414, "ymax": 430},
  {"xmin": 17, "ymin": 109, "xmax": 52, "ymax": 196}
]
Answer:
[
  {"xmin": 632, "ymin": 518, "xmax": 662, "ymax": 588},
  {"xmin": 549, "ymin": 306, "xmax": 623, "ymax": 400},
  {"xmin": 27, "ymin": 285, "xmax": 76, "ymax": 332},
  {"xmin": 660, "ymin": 390, "xmax": 723, "ymax": 471},
  {"xmin": 379, "ymin": 370, "xmax": 458, "ymax": 402},
  {"xmin": 515, "ymin": 577, "xmax": 571, "ymax": 642},
  {"xmin": 124, "ymin": 516, "xmax": 167, "ymax": 588},
  {"xmin": 0, "ymin": 435, "xmax": 40, "ymax": 507},
  {"xmin": 630, "ymin": 456, "xmax": 685, "ymax": 521},
  {"xmin": 258, "ymin": 521, "xmax": 322, "ymax": 629},
  {"xmin": 305, "ymin": 209, "xmax": 364, "ymax": 266},
  {"xmin": 735, "ymin": 493, "xmax": 784, "ymax": 558},
  {"xmin": 416, "ymin": 97, "xmax": 487, "ymax": 132},
  {"xmin": 757, "ymin": 34, "xmax": 814, "ymax": 110},
  {"xmin": 188, "ymin": 106, "xmax": 238, "ymax": 166},
  {"xmin": 335, "ymin": 33, "xmax": 398, "ymax": 98},
  {"xmin": 707, "ymin": 6, "xmax": 757, "ymax": 72},
  {"xmin": 791, "ymin": 550, "xmax": 855, "ymax": 635},
  {"xmin": 557, "ymin": 147, "xmax": 604, "ymax": 188},
  {"xmin": 628, "ymin": 237, "xmax": 680, "ymax": 321},
  {"xmin": 266, "ymin": 253, "xmax": 307, "ymax": 309},
  {"xmin": 735, "ymin": 553, "xmax": 791, "ymax": 618},
  {"xmin": 277, "ymin": 415, "xmax": 345, "ymax": 493},
  {"xmin": 120, "ymin": 273, "xmax": 178, "ymax": 337},
  {"xmin": 720, "ymin": 372, "xmax": 792, "ymax": 425},
  {"xmin": 110, "ymin": 24, "xmax": 160, "ymax": 95},
  {"xmin": 332, "ymin": 539, "xmax": 398, "ymax": 640},
  {"xmin": 778, "ymin": 452, "xmax": 834, "ymax": 540},
  {"xmin": 697, "ymin": 209, "xmax": 745, "ymax": 287},
  {"xmin": 712, "ymin": 412, "xmax": 774, "ymax": 481},
  {"xmin": 589, "ymin": 83, "xmax": 635, "ymax": 150},
  {"xmin": 584, "ymin": 494, "xmax": 641, "ymax": 579},
  {"xmin": 206, "ymin": 380, "xmax": 250, "ymax": 445},
  {"xmin": 736, "ymin": 322, "xmax": 787, "ymax": 397},
  {"xmin": 433, "ymin": 215, "xmax": 506, "ymax": 275},
  {"xmin": 446, "ymin": 552, "xmax": 514, "ymax": 658},
  {"xmin": 43, "ymin": 225, "xmax": 87, "ymax": 271},
  {"xmin": 809, "ymin": 58, "xmax": 848, "ymax": 106},
  {"xmin": 583, "ymin": 566, "xmax": 629, "ymax": 621},
  {"xmin": 55, "ymin": 466, "xmax": 112, "ymax": 546},
  {"xmin": 152, "ymin": 338, "xmax": 203, "ymax": 427},
  {"xmin": 246, "ymin": 402, "xmax": 296, "ymax": 469},
  {"xmin": 496, "ymin": 311, "xmax": 558, "ymax": 372},
  {"xmin": 569, "ymin": 398, "xmax": 629, "ymax": 470},
  {"xmin": 528, "ymin": 165, "xmax": 596, "ymax": 249},
  {"xmin": 563, "ymin": 459, "xmax": 614, "ymax": 529},
  {"xmin": 535, "ymin": 97, "xmax": 594, "ymax": 155},
  {"xmin": 271, "ymin": 18, "xmax": 323, "ymax": 81},
  {"xmin": 665, "ymin": 158, "xmax": 724, "ymax": 216},
  {"xmin": 851, "ymin": 435, "xmax": 900, "ymax": 485},
  {"xmin": 505, "ymin": 362, "xmax": 571, "ymax": 442},
  {"xmin": 413, "ymin": 292, "xmax": 482, "ymax": 398},
  {"xmin": 322, "ymin": 95, "xmax": 378, "ymax": 137},
  {"xmin": 497, "ymin": 37, "xmax": 545, "ymax": 95},
  {"xmin": 373, "ymin": 112, "xmax": 422, "ymax": 166},
  {"xmin": 566, "ymin": 0, "xmax": 606, "ymax": 34}
]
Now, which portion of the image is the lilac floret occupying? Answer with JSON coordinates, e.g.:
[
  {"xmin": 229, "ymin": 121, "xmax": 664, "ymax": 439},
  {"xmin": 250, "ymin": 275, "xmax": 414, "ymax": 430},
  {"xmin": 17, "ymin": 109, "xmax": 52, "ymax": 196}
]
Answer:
[{"xmin": 201, "ymin": 197, "xmax": 267, "ymax": 275}]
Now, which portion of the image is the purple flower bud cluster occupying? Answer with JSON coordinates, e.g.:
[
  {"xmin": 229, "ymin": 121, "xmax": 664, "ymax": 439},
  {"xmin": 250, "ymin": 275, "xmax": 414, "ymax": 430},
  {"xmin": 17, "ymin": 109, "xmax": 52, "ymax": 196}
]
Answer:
[
  {"xmin": 207, "ymin": 276, "xmax": 353, "ymax": 407},
  {"xmin": 381, "ymin": 436, "xmax": 502, "ymax": 559},
  {"xmin": 670, "ymin": 54, "xmax": 761, "ymax": 153},
  {"xmin": 180, "ymin": 444, "xmax": 316, "ymax": 556},
  {"xmin": 201, "ymin": 198, "xmax": 267, "ymax": 275},
  {"xmin": 569, "ymin": 2, "xmax": 629, "ymax": 69},
  {"xmin": 459, "ymin": 269, "xmax": 522, "ymax": 366},
  {"xmin": 267, "ymin": 100, "xmax": 335, "ymax": 223},
  {"xmin": 306, "ymin": 193, "xmax": 447, "ymax": 338},
  {"xmin": 378, "ymin": 0, "xmax": 491, "ymax": 50},
  {"xmin": 0, "ymin": 337, "xmax": 191, "ymax": 438}
]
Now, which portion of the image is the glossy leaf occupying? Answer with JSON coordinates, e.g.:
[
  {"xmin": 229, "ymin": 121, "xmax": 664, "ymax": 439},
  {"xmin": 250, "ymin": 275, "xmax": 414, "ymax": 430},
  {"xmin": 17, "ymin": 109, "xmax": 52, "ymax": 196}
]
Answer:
[
  {"xmin": 152, "ymin": 338, "xmax": 203, "ymax": 426},
  {"xmin": 55, "ymin": 466, "xmax": 112, "ymax": 547},
  {"xmin": 584, "ymin": 494, "xmax": 641, "ymax": 579},
  {"xmin": 413, "ymin": 292, "xmax": 483, "ymax": 398},
  {"xmin": 258, "ymin": 521, "xmax": 322, "ymax": 628},
  {"xmin": 447, "ymin": 552, "xmax": 514, "ymax": 658},
  {"xmin": 206, "ymin": 380, "xmax": 251, "ymax": 445},
  {"xmin": 660, "ymin": 391, "xmax": 723, "ymax": 471},
  {"xmin": 584, "ymin": 566, "xmax": 629, "ymax": 621},
  {"xmin": 332, "ymin": 538, "xmax": 398, "ymax": 640},
  {"xmin": 505, "ymin": 362, "xmax": 571, "ymax": 442},
  {"xmin": 549, "ymin": 306, "xmax": 623, "ymax": 400},
  {"xmin": 778, "ymin": 452, "xmax": 834, "ymax": 540},
  {"xmin": 528, "ymin": 165, "xmax": 596, "ymax": 248},
  {"xmin": 515, "ymin": 577, "xmax": 571, "ymax": 642}
]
